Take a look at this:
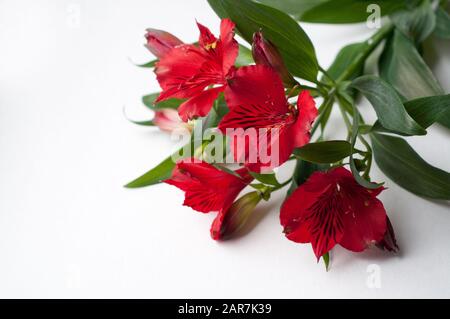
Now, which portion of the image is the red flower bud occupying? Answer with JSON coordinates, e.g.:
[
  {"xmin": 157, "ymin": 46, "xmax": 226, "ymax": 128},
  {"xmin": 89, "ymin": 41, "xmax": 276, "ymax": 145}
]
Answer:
[
  {"xmin": 145, "ymin": 28, "xmax": 183, "ymax": 58},
  {"xmin": 252, "ymin": 31, "xmax": 296, "ymax": 87},
  {"xmin": 211, "ymin": 191, "xmax": 262, "ymax": 240}
]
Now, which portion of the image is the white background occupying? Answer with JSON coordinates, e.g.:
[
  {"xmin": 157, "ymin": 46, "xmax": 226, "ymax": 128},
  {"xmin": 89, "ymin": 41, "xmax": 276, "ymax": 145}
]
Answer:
[{"xmin": 0, "ymin": 0, "xmax": 449, "ymax": 298}]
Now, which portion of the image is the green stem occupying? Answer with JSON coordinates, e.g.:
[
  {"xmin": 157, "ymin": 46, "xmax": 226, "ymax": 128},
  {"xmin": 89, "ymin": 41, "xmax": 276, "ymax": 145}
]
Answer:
[
  {"xmin": 311, "ymin": 95, "xmax": 335, "ymax": 136},
  {"xmin": 338, "ymin": 103, "xmax": 352, "ymax": 140},
  {"xmin": 287, "ymin": 84, "xmax": 322, "ymax": 98},
  {"xmin": 271, "ymin": 178, "xmax": 292, "ymax": 192},
  {"xmin": 319, "ymin": 65, "xmax": 336, "ymax": 85},
  {"xmin": 336, "ymin": 23, "xmax": 394, "ymax": 83}
]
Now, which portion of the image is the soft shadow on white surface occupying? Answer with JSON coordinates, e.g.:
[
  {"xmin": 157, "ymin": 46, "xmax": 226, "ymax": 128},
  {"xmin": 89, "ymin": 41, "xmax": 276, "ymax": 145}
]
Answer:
[{"xmin": 0, "ymin": 0, "xmax": 449, "ymax": 298}]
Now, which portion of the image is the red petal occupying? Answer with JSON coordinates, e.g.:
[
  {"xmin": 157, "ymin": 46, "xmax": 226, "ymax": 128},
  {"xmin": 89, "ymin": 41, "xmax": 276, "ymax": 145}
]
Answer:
[
  {"xmin": 326, "ymin": 167, "xmax": 388, "ymax": 252},
  {"xmin": 219, "ymin": 66, "xmax": 294, "ymax": 168},
  {"xmin": 165, "ymin": 160, "xmax": 251, "ymax": 214},
  {"xmin": 211, "ymin": 209, "xmax": 227, "ymax": 240},
  {"xmin": 178, "ymin": 86, "xmax": 224, "ymax": 121},
  {"xmin": 290, "ymin": 90, "xmax": 318, "ymax": 148},
  {"xmin": 182, "ymin": 183, "xmax": 226, "ymax": 213},
  {"xmin": 338, "ymin": 192, "xmax": 387, "ymax": 252},
  {"xmin": 376, "ymin": 216, "xmax": 399, "ymax": 253},
  {"xmin": 197, "ymin": 21, "xmax": 217, "ymax": 48},
  {"xmin": 219, "ymin": 18, "xmax": 238, "ymax": 75},
  {"xmin": 224, "ymin": 65, "xmax": 286, "ymax": 110},
  {"xmin": 280, "ymin": 170, "xmax": 345, "ymax": 259},
  {"xmin": 164, "ymin": 165, "xmax": 196, "ymax": 192},
  {"xmin": 155, "ymin": 44, "xmax": 209, "ymax": 101}
]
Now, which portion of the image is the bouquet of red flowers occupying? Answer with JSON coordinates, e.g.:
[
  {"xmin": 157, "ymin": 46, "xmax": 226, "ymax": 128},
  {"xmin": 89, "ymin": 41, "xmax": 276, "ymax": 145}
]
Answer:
[{"xmin": 126, "ymin": 0, "xmax": 450, "ymax": 269}]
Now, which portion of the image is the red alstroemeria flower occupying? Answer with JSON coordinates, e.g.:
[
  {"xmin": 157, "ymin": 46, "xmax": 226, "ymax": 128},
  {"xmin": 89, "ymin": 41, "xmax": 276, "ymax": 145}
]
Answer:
[
  {"xmin": 155, "ymin": 19, "xmax": 238, "ymax": 122},
  {"xmin": 218, "ymin": 65, "xmax": 318, "ymax": 171},
  {"xmin": 165, "ymin": 159, "xmax": 253, "ymax": 239},
  {"xmin": 280, "ymin": 167, "xmax": 395, "ymax": 259}
]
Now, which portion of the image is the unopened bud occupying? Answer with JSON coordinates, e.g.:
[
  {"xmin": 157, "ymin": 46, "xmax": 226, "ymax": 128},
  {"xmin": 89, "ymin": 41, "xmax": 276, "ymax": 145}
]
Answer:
[
  {"xmin": 252, "ymin": 31, "xmax": 296, "ymax": 87},
  {"xmin": 211, "ymin": 191, "xmax": 262, "ymax": 240},
  {"xmin": 145, "ymin": 28, "xmax": 183, "ymax": 58}
]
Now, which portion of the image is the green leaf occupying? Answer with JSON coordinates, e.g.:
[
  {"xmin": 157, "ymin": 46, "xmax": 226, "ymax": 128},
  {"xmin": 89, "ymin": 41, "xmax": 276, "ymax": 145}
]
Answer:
[
  {"xmin": 125, "ymin": 97, "xmax": 225, "ymax": 188},
  {"xmin": 294, "ymin": 140, "xmax": 353, "ymax": 164},
  {"xmin": 135, "ymin": 60, "xmax": 156, "ymax": 68},
  {"xmin": 257, "ymin": 0, "xmax": 328, "ymax": 20},
  {"xmin": 372, "ymin": 94, "xmax": 450, "ymax": 133},
  {"xmin": 142, "ymin": 93, "xmax": 184, "ymax": 111},
  {"xmin": 391, "ymin": 0, "xmax": 436, "ymax": 43},
  {"xmin": 249, "ymin": 172, "xmax": 280, "ymax": 186},
  {"xmin": 379, "ymin": 30, "xmax": 444, "ymax": 100},
  {"xmin": 125, "ymin": 154, "xmax": 176, "ymax": 188},
  {"xmin": 326, "ymin": 42, "xmax": 368, "ymax": 81},
  {"xmin": 126, "ymin": 119, "xmax": 155, "ymax": 126},
  {"xmin": 403, "ymin": 95, "xmax": 450, "ymax": 129},
  {"xmin": 125, "ymin": 136, "xmax": 209, "ymax": 188},
  {"xmin": 438, "ymin": 111, "xmax": 450, "ymax": 128},
  {"xmin": 300, "ymin": 0, "xmax": 406, "ymax": 24},
  {"xmin": 349, "ymin": 100, "xmax": 382, "ymax": 189},
  {"xmin": 371, "ymin": 133, "xmax": 450, "ymax": 200},
  {"xmin": 236, "ymin": 44, "xmax": 254, "ymax": 66},
  {"xmin": 208, "ymin": 0, "xmax": 318, "ymax": 82},
  {"xmin": 352, "ymin": 75, "xmax": 426, "ymax": 136},
  {"xmin": 434, "ymin": 7, "xmax": 450, "ymax": 39}
]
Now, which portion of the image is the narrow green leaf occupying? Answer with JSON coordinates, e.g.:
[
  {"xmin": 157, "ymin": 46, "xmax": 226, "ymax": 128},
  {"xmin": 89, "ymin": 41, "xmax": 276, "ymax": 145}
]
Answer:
[
  {"xmin": 379, "ymin": 30, "xmax": 444, "ymax": 100},
  {"xmin": 294, "ymin": 140, "xmax": 353, "ymax": 164},
  {"xmin": 126, "ymin": 119, "xmax": 155, "ymax": 126},
  {"xmin": 249, "ymin": 172, "xmax": 280, "ymax": 186},
  {"xmin": 125, "ymin": 154, "xmax": 176, "ymax": 188},
  {"xmin": 142, "ymin": 93, "xmax": 184, "ymax": 111},
  {"xmin": 300, "ymin": 0, "xmax": 406, "ymax": 24},
  {"xmin": 434, "ymin": 7, "xmax": 450, "ymax": 39},
  {"xmin": 135, "ymin": 60, "xmax": 156, "ymax": 68},
  {"xmin": 125, "ymin": 137, "xmax": 207, "ymax": 188},
  {"xmin": 371, "ymin": 133, "xmax": 450, "ymax": 200},
  {"xmin": 352, "ymin": 75, "xmax": 426, "ymax": 136},
  {"xmin": 391, "ymin": 0, "xmax": 436, "ymax": 43},
  {"xmin": 403, "ymin": 95, "xmax": 450, "ymax": 129},
  {"xmin": 208, "ymin": 0, "xmax": 318, "ymax": 82},
  {"xmin": 125, "ymin": 101, "xmax": 224, "ymax": 188},
  {"xmin": 372, "ymin": 94, "xmax": 450, "ymax": 133}
]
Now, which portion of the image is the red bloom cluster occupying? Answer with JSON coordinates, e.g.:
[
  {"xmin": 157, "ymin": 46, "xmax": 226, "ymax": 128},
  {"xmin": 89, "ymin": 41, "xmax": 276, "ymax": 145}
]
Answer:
[{"xmin": 145, "ymin": 19, "xmax": 398, "ymax": 261}]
